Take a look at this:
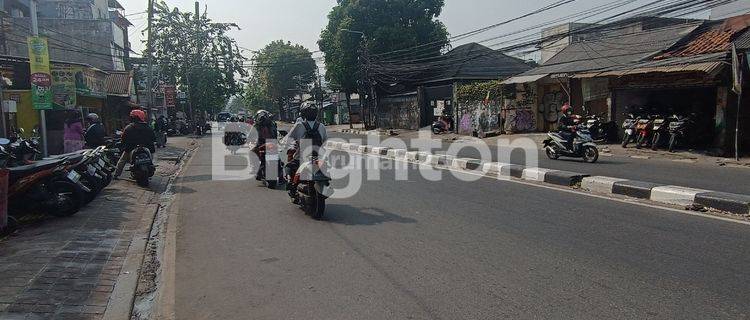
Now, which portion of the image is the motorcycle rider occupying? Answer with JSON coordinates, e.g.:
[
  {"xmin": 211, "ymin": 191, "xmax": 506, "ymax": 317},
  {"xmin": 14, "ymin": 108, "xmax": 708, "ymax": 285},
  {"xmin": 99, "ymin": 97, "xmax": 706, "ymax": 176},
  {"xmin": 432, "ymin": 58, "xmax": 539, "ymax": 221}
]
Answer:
[
  {"xmin": 557, "ymin": 103, "xmax": 578, "ymax": 149},
  {"xmin": 114, "ymin": 109, "xmax": 156, "ymax": 179},
  {"xmin": 251, "ymin": 110, "xmax": 281, "ymax": 181},
  {"xmin": 155, "ymin": 115, "xmax": 169, "ymax": 147},
  {"xmin": 84, "ymin": 113, "xmax": 106, "ymax": 148},
  {"xmin": 281, "ymin": 104, "xmax": 327, "ymax": 191}
]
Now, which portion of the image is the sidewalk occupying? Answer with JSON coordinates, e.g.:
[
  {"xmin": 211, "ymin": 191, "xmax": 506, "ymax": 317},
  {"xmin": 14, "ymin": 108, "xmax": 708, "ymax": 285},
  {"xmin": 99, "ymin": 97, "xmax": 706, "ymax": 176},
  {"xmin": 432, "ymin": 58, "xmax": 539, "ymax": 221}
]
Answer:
[
  {"xmin": 0, "ymin": 137, "xmax": 194, "ymax": 320},
  {"xmin": 336, "ymin": 127, "xmax": 750, "ymax": 168}
]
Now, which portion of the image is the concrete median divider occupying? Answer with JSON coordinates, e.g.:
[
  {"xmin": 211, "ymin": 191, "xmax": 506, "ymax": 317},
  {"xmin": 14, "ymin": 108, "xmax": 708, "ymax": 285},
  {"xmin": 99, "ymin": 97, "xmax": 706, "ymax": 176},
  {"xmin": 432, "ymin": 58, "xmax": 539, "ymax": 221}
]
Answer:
[
  {"xmin": 544, "ymin": 171, "xmax": 589, "ymax": 186},
  {"xmin": 694, "ymin": 192, "xmax": 750, "ymax": 215},
  {"xmin": 330, "ymin": 142, "xmax": 750, "ymax": 216},
  {"xmin": 521, "ymin": 168, "xmax": 553, "ymax": 182},
  {"xmin": 612, "ymin": 180, "xmax": 664, "ymax": 199}
]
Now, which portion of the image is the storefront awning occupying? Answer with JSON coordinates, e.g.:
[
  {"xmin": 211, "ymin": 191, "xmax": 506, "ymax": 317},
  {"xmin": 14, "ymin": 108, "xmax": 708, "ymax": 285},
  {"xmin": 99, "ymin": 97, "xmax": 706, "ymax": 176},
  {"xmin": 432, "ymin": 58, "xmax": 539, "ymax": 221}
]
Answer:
[{"xmin": 501, "ymin": 74, "xmax": 548, "ymax": 85}]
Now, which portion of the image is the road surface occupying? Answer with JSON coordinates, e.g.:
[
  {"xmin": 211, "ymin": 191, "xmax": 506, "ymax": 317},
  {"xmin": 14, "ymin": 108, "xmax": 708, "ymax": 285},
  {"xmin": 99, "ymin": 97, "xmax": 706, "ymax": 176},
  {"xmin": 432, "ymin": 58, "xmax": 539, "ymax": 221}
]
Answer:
[{"xmin": 170, "ymin": 131, "xmax": 750, "ymax": 319}]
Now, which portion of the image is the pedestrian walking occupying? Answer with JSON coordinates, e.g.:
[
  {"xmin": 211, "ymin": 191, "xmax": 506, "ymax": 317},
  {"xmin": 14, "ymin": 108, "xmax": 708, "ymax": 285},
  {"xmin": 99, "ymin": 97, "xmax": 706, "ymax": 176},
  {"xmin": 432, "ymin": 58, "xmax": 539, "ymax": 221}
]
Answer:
[{"xmin": 63, "ymin": 110, "xmax": 85, "ymax": 153}]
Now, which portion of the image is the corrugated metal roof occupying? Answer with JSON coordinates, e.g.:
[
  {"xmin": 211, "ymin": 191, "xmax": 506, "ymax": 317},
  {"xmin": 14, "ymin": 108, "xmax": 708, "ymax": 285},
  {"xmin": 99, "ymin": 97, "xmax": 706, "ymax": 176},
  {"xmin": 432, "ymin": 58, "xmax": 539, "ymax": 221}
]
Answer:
[
  {"xmin": 520, "ymin": 21, "xmax": 702, "ymax": 76},
  {"xmin": 501, "ymin": 73, "xmax": 548, "ymax": 84},
  {"xmin": 574, "ymin": 52, "xmax": 727, "ymax": 78},
  {"xmin": 105, "ymin": 71, "xmax": 132, "ymax": 96},
  {"xmin": 422, "ymin": 43, "xmax": 532, "ymax": 83},
  {"xmin": 735, "ymin": 28, "xmax": 750, "ymax": 50}
]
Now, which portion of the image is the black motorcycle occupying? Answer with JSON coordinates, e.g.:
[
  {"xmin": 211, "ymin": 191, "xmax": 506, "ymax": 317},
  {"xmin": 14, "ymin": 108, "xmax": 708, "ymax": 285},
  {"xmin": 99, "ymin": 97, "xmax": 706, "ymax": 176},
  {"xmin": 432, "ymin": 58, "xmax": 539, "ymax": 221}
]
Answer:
[
  {"xmin": 256, "ymin": 143, "xmax": 284, "ymax": 189},
  {"xmin": 129, "ymin": 146, "xmax": 155, "ymax": 187},
  {"xmin": 582, "ymin": 113, "xmax": 615, "ymax": 143},
  {"xmin": 667, "ymin": 114, "xmax": 694, "ymax": 153}
]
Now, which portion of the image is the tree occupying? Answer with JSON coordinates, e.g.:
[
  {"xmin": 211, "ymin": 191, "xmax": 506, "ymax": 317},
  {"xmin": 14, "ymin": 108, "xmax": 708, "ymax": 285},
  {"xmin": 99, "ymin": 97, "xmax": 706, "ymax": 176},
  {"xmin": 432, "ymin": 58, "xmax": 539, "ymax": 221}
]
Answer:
[
  {"xmin": 318, "ymin": 0, "xmax": 450, "ymax": 127},
  {"xmin": 149, "ymin": 1, "xmax": 247, "ymax": 117},
  {"xmin": 250, "ymin": 40, "xmax": 317, "ymax": 116}
]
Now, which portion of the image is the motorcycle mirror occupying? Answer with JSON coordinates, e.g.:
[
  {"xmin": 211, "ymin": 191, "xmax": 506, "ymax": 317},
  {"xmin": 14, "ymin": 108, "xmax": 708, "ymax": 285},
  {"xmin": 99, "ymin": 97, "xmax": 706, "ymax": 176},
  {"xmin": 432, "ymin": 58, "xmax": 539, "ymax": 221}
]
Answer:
[{"xmin": 0, "ymin": 138, "xmax": 9, "ymax": 145}]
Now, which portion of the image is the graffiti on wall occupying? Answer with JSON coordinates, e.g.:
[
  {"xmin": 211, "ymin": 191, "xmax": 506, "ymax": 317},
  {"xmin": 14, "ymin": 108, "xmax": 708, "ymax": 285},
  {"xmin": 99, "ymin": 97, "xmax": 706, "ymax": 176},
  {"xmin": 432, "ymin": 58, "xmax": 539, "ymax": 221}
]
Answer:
[
  {"xmin": 457, "ymin": 102, "xmax": 502, "ymax": 136},
  {"xmin": 378, "ymin": 95, "xmax": 420, "ymax": 130},
  {"xmin": 542, "ymin": 91, "xmax": 565, "ymax": 124}
]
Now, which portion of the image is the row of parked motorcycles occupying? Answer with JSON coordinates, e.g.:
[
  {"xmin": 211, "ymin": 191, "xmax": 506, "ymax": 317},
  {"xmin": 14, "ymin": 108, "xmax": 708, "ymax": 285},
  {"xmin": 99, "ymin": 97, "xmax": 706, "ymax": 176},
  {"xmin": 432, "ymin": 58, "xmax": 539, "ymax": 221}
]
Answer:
[
  {"xmin": 621, "ymin": 113, "xmax": 694, "ymax": 152},
  {"xmin": 0, "ymin": 130, "xmax": 155, "ymax": 229}
]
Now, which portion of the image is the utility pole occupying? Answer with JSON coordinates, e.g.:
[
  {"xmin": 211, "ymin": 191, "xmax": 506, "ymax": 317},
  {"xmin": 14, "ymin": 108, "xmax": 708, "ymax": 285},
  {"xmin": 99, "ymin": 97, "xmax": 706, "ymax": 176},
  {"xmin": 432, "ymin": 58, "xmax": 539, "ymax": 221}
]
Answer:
[
  {"xmin": 30, "ymin": 0, "xmax": 47, "ymax": 157},
  {"xmin": 186, "ymin": 1, "xmax": 199, "ymax": 121},
  {"xmin": 145, "ymin": 0, "xmax": 154, "ymax": 122}
]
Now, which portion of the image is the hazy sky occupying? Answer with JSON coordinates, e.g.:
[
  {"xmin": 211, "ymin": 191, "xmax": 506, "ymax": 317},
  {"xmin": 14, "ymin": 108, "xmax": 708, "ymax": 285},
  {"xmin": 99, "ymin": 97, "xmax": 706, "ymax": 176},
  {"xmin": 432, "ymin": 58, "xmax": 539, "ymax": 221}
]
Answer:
[{"xmin": 120, "ymin": 0, "xmax": 723, "ymax": 61}]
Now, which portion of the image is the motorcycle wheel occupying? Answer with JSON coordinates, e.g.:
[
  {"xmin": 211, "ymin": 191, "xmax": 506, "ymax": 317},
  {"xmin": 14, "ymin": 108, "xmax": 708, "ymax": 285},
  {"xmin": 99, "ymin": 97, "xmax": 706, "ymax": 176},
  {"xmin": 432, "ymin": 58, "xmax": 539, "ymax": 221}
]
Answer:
[
  {"xmin": 636, "ymin": 135, "xmax": 645, "ymax": 149},
  {"xmin": 651, "ymin": 133, "xmax": 660, "ymax": 151},
  {"xmin": 621, "ymin": 134, "xmax": 630, "ymax": 148},
  {"xmin": 48, "ymin": 180, "xmax": 83, "ymax": 217},
  {"xmin": 582, "ymin": 146, "xmax": 599, "ymax": 163},
  {"xmin": 668, "ymin": 135, "xmax": 677, "ymax": 153},
  {"xmin": 134, "ymin": 168, "xmax": 150, "ymax": 187},
  {"xmin": 306, "ymin": 191, "xmax": 326, "ymax": 220},
  {"xmin": 545, "ymin": 147, "xmax": 559, "ymax": 160},
  {"xmin": 266, "ymin": 180, "xmax": 277, "ymax": 189}
]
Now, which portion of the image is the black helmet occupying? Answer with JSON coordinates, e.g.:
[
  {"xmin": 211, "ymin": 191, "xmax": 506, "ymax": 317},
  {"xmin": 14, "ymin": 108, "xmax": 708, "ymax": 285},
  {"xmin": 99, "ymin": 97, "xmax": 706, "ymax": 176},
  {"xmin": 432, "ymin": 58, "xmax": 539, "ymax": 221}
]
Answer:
[
  {"xmin": 300, "ymin": 104, "xmax": 318, "ymax": 121},
  {"xmin": 255, "ymin": 110, "xmax": 271, "ymax": 124}
]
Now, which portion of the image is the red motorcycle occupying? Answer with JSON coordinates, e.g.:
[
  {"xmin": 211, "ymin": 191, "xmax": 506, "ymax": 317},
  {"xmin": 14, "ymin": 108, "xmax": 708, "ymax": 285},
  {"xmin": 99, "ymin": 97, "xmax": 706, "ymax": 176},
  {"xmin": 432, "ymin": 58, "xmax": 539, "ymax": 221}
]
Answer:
[{"xmin": 635, "ymin": 115, "xmax": 655, "ymax": 149}]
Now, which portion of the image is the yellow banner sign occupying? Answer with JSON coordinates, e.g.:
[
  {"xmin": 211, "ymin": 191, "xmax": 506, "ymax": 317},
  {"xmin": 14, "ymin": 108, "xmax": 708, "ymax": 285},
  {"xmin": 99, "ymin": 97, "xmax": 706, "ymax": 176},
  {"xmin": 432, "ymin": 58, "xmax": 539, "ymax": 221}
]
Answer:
[{"xmin": 27, "ymin": 36, "xmax": 52, "ymax": 110}]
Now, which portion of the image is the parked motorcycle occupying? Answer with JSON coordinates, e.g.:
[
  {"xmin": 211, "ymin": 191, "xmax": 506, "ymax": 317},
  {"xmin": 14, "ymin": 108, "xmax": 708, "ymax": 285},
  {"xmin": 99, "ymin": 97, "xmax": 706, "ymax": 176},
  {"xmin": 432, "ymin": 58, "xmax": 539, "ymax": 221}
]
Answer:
[
  {"xmin": 634, "ymin": 115, "xmax": 655, "ymax": 149},
  {"xmin": 581, "ymin": 112, "xmax": 615, "ymax": 143},
  {"xmin": 667, "ymin": 114, "xmax": 694, "ymax": 153},
  {"xmin": 621, "ymin": 113, "xmax": 638, "ymax": 148},
  {"xmin": 129, "ymin": 146, "xmax": 155, "ymax": 187},
  {"xmin": 0, "ymin": 144, "xmax": 86, "ymax": 217},
  {"xmin": 431, "ymin": 119, "xmax": 449, "ymax": 135},
  {"xmin": 286, "ymin": 151, "xmax": 332, "ymax": 220},
  {"xmin": 543, "ymin": 125, "xmax": 599, "ymax": 163},
  {"xmin": 650, "ymin": 114, "xmax": 671, "ymax": 151}
]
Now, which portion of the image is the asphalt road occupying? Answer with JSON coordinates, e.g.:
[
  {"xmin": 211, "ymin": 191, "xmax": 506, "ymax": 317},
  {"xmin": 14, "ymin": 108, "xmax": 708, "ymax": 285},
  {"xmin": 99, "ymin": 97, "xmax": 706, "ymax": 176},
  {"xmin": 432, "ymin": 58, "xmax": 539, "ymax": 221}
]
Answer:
[
  {"xmin": 171, "ymin": 131, "xmax": 750, "ymax": 319},
  {"xmin": 328, "ymin": 132, "xmax": 750, "ymax": 195}
]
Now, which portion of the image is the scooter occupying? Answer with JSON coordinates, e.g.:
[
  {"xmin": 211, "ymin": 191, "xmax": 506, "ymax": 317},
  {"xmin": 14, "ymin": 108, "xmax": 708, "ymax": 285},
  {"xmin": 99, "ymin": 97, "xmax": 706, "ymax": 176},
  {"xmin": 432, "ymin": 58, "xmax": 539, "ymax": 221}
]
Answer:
[
  {"xmin": 667, "ymin": 114, "xmax": 694, "ymax": 153},
  {"xmin": 634, "ymin": 115, "xmax": 655, "ymax": 149},
  {"xmin": 286, "ymin": 150, "xmax": 332, "ymax": 220},
  {"xmin": 129, "ymin": 145, "xmax": 155, "ymax": 187},
  {"xmin": 621, "ymin": 113, "xmax": 638, "ymax": 148},
  {"xmin": 256, "ymin": 142, "xmax": 284, "ymax": 189},
  {"xmin": 543, "ymin": 125, "xmax": 599, "ymax": 163},
  {"xmin": 431, "ymin": 120, "xmax": 449, "ymax": 135},
  {"xmin": 650, "ymin": 114, "xmax": 670, "ymax": 151}
]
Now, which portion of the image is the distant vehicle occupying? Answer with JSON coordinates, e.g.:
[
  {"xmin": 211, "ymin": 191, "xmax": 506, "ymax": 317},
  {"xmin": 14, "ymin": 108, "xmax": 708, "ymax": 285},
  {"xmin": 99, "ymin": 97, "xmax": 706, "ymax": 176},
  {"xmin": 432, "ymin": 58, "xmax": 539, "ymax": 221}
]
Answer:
[{"xmin": 217, "ymin": 112, "xmax": 232, "ymax": 122}]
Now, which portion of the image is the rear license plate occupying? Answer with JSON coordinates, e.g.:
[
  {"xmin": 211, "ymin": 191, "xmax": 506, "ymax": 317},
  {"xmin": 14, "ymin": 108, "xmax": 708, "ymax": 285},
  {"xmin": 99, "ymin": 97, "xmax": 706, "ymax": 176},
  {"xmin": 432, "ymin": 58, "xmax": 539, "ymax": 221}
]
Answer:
[
  {"xmin": 67, "ymin": 171, "xmax": 81, "ymax": 183},
  {"xmin": 266, "ymin": 154, "xmax": 279, "ymax": 161},
  {"xmin": 98, "ymin": 159, "xmax": 106, "ymax": 167}
]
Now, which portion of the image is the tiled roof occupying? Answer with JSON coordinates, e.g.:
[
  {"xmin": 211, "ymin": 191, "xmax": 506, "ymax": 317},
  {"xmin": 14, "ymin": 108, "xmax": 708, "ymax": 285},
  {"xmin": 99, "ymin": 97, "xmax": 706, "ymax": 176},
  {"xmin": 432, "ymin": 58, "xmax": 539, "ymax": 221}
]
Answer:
[
  {"xmin": 660, "ymin": 14, "xmax": 750, "ymax": 58},
  {"xmin": 105, "ymin": 71, "xmax": 133, "ymax": 96}
]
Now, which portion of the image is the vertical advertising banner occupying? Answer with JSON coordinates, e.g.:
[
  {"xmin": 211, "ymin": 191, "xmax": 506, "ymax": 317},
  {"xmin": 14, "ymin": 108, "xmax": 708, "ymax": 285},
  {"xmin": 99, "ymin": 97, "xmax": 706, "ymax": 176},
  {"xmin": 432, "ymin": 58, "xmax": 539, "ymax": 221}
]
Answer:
[
  {"xmin": 27, "ymin": 36, "xmax": 53, "ymax": 110},
  {"xmin": 51, "ymin": 65, "xmax": 77, "ymax": 109},
  {"xmin": 163, "ymin": 85, "xmax": 176, "ymax": 107}
]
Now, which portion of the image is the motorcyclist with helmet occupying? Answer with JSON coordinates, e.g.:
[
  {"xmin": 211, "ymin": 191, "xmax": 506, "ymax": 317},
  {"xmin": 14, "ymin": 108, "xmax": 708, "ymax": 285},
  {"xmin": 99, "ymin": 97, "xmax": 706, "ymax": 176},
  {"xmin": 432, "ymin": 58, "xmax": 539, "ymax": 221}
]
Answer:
[
  {"xmin": 114, "ymin": 109, "xmax": 156, "ymax": 178},
  {"xmin": 558, "ymin": 103, "xmax": 579, "ymax": 149},
  {"xmin": 281, "ymin": 104, "xmax": 327, "ymax": 192},
  {"xmin": 84, "ymin": 113, "xmax": 106, "ymax": 148},
  {"xmin": 250, "ymin": 110, "xmax": 281, "ymax": 181}
]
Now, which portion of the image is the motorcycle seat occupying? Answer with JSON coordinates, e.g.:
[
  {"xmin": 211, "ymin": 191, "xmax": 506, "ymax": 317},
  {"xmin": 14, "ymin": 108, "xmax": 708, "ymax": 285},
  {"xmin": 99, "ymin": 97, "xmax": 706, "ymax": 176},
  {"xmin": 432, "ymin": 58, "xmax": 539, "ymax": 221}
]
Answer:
[
  {"xmin": 8, "ymin": 158, "xmax": 66, "ymax": 183},
  {"xmin": 44, "ymin": 150, "xmax": 88, "ymax": 162}
]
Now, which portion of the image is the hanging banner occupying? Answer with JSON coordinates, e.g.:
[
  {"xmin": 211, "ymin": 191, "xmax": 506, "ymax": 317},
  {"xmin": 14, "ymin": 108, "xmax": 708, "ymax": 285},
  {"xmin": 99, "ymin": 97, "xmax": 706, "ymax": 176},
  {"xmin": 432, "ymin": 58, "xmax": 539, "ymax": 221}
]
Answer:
[
  {"xmin": 74, "ymin": 67, "xmax": 106, "ymax": 98},
  {"xmin": 51, "ymin": 65, "xmax": 77, "ymax": 109},
  {"xmin": 163, "ymin": 85, "xmax": 176, "ymax": 107},
  {"xmin": 27, "ymin": 36, "xmax": 53, "ymax": 110}
]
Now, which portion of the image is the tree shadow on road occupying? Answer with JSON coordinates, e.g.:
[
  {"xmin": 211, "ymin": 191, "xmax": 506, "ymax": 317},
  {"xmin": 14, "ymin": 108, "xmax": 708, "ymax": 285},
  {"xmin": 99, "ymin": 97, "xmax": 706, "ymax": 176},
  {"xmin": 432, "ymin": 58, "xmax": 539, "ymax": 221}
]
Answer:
[{"xmin": 325, "ymin": 204, "xmax": 417, "ymax": 226}]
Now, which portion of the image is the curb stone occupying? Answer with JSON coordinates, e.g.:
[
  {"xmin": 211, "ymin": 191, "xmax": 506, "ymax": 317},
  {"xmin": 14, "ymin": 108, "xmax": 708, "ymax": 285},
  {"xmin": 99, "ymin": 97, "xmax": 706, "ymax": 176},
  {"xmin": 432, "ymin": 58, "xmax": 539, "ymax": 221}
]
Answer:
[
  {"xmin": 650, "ymin": 186, "xmax": 710, "ymax": 206},
  {"xmin": 544, "ymin": 171, "xmax": 590, "ymax": 187},
  {"xmin": 612, "ymin": 180, "xmax": 663, "ymax": 199},
  {"xmin": 695, "ymin": 192, "xmax": 750, "ymax": 215}
]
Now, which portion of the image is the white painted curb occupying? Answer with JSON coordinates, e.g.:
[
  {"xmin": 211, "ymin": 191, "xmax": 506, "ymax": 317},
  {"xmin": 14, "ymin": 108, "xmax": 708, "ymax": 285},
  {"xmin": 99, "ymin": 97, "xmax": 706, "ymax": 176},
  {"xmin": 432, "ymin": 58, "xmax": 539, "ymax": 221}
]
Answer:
[
  {"xmin": 521, "ymin": 168, "xmax": 553, "ymax": 182},
  {"xmin": 581, "ymin": 176, "xmax": 628, "ymax": 194},
  {"xmin": 650, "ymin": 186, "xmax": 709, "ymax": 206},
  {"xmin": 387, "ymin": 148, "xmax": 407, "ymax": 159}
]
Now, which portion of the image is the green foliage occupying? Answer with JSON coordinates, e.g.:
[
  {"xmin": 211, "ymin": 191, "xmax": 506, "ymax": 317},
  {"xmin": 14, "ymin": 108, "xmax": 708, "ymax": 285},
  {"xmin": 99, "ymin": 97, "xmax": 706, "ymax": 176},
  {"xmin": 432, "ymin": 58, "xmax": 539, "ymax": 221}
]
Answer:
[
  {"xmin": 456, "ymin": 80, "xmax": 506, "ymax": 102},
  {"xmin": 318, "ymin": 0, "xmax": 449, "ymax": 93},
  {"xmin": 250, "ymin": 40, "xmax": 317, "ymax": 106},
  {"xmin": 149, "ymin": 1, "xmax": 247, "ymax": 113}
]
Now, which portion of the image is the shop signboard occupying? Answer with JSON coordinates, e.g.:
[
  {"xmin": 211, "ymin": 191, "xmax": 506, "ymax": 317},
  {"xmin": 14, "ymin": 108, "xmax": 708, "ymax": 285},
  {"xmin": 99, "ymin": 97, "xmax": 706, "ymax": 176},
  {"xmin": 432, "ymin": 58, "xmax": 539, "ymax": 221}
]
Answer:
[
  {"xmin": 27, "ymin": 37, "xmax": 53, "ymax": 110},
  {"xmin": 51, "ymin": 65, "xmax": 77, "ymax": 109}
]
